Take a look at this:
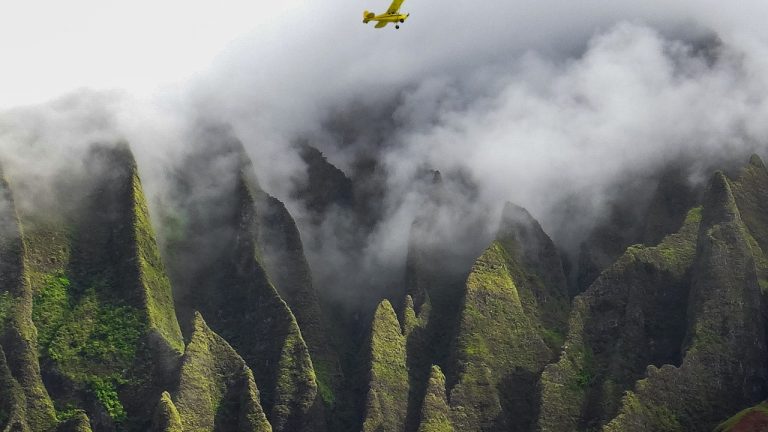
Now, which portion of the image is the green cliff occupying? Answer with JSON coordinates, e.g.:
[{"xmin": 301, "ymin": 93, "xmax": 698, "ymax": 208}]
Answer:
[
  {"xmin": 449, "ymin": 202, "xmax": 568, "ymax": 431},
  {"xmin": 0, "ymin": 165, "xmax": 58, "ymax": 431},
  {"xmin": 362, "ymin": 300, "xmax": 409, "ymax": 432},
  {"xmin": 254, "ymin": 191, "xmax": 341, "ymax": 417},
  {"xmin": 55, "ymin": 413, "xmax": 93, "ymax": 432},
  {"xmin": 162, "ymin": 130, "xmax": 319, "ymax": 432},
  {"xmin": 149, "ymin": 392, "xmax": 182, "ymax": 432},
  {"xmin": 172, "ymin": 312, "xmax": 271, "ymax": 431},
  {"xmin": 538, "ymin": 206, "xmax": 700, "ymax": 431},
  {"xmin": 603, "ymin": 169, "xmax": 768, "ymax": 431},
  {"xmin": 417, "ymin": 366, "xmax": 453, "ymax": 432}
]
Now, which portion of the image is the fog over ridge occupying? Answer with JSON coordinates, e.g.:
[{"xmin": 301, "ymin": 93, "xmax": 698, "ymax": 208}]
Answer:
[{"xmin": 3, "ymin": 3, "xmax": 768, "ymax": 305}]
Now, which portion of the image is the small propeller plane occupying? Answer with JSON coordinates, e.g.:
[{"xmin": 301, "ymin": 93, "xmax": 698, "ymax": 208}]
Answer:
[{"xmin": 363, "ymin": 0, "xmax": 409, "ymax": 29}]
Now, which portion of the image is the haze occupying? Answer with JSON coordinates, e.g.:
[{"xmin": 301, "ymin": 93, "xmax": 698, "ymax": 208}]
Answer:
[{"xmin": 4, "ymin": 0, "xmax": 768, "ymax": 303}]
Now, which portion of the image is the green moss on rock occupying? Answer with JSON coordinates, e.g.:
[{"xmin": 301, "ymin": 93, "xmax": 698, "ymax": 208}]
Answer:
[
  {"xmin": 150, "ymin": 391, "xmax": 182, "ymax": 432},
  {"xmin": 362, "ymin": 300, "xmax": 408, "ymax": 432},
  {"xmin": 131, "ymin": 173, "xmax": 185, "ymax": 354},
  {"xmin": 173, "ymin": 312, "xmax": 271, "ymax": 431},
  {"xmin": 163, "ymin": 136, "xmax": 318, "ymax": 432},
  {"xmin": 417, "ymin": 366, "xmax": 453, "ymax": 432},
  {"xmin": 449, "ymin": 215, "xmax": 557, "ymax": 430},
  {"xmin": 538, "ymin": 206, "xmax": 700, "ymax": 431},
  {"xmin": 0, "ymin": 171, "xmax": 58, "ymax": 431},
  {"xmin": 603, "ymin": 169, "xmax": 768, "ymax": 431},
  {"xmin": 0, "ymin": 346, "xmax": 31, "ymax": 432}
]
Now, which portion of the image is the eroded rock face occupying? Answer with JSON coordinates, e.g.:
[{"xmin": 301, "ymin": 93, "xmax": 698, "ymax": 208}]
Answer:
[
  {"xmin": 538, "ymin": 206, "xmax": 700, "ymax": 431},
  {"xmin": 540, "ymin": 157, "xmax": 768, "ymax": 432},
  {"xmin": 172, "ymin": 312, "xmax": 271, "ymax": 432},
  {"xmin": 361, "ymin": 300, "xmax": 409, "ymax": 432},
  {"xmin": 447, "ymin": 202, "xmax": 569, "ymax": 431},
  {"xmin": 417, "ymin": 366, "xmax": 454, "ymax": 432},
  {"xmin": 150, "ymin": 392, "xmax": 181, "ymax": 432},
  {"xmin": 160, "ymin": 128, "xmax": 320, "ymax": 432},
  {"xmin": 4, "ymin": 134, "xmax": 768, "ymax": 432}
]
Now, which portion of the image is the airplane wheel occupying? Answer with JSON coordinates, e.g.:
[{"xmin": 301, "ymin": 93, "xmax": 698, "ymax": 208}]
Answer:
[
  {"xmin": 400, "ymin": 19, "xmax": 404, "ymax": 23},
  {"xmin": 396, "ymin": 25, "xmax": 400, "ymax": 29}
]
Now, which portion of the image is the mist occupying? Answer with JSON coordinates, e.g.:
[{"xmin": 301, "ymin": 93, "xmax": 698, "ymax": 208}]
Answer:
[{"xmin": 3, "ymin": 1, "xmax": 768, "ymax": 307}]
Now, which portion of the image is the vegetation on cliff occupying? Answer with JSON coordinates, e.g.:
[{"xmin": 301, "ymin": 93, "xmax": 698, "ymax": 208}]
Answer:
[{"xmin": 4, "ymin": 134, "xmax": 768, "ymax": 432}]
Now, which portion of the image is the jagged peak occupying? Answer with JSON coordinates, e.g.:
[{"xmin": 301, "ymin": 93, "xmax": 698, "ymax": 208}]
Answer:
[
  {"xmin": 372, "ymin": 299, "xmax": 403, "ymax": 336},
  {"xmin": 748, "ymin": 154, "xmax": 766, "ymax": 170},
  {"xmin": 151, "ymin": 391, "xmax": 182, "ymax": 432},
  {"xmin": 401, "ymin": 294, "xmax": 422, "ymax": 337},
  {"xmin": 176, "ymin": 310, "xmax": 272, "ymax": 431},
  {"xmin": 190, "ymin": 310, "xmax": 207, "ymax": 332},
  {"xmin": 363, "ymin": 299, "xmax": 408, "ymax": 432},
  {"xmin": 500, "ymin": 202, "xmax": 537, "ymax": 229},
  {"xmin": 85, "ymin": 141, "xmax": 137, "ymax": 173},
  {"xmin": 700, "ymin": 171, "xmax": 741, "ymax": 229},
  {"xmin": 417, "ymin": 365, "xmax": 453, "ymax": 432},
  {"xmin": 496, "ymin": 202, "xmax": 553, "ymax": 251}
]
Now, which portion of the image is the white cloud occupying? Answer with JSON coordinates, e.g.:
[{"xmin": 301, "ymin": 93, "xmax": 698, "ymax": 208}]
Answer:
[{"xmin": 4, "ymin": 1, "xmax": 768, "ymax": 302}]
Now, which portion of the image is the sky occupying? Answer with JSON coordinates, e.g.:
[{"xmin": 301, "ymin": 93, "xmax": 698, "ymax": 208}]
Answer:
[
  {"xmin": 2, "ymin": 0, "xmax": 767, "ymax": 109},
  {"xmin": 5, "ymin": 1, "xmax": 768, "ymax": 302},
  {"xmin": 0, "ymin": 0, "xmax": 296, "ymax": 107}
]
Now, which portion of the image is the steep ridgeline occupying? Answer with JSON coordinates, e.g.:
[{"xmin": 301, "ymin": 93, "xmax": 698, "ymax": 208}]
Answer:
[
  {"xmin": 576, "ymin": 166, "xmax": 701, "ymax": 295},
  {"xmin": 540, "ymin": 156, "xmax": 768, "ymax": 431},
  {"xmin": 0, "ymin": 164, "xmax": 57, "ymax": 431},
  {"xmin": 417, "ymin": 366, "xmax": 454, "ymax": 432},
  {"xmin": 538, "ymin": 206, "xmax": 701, "ymax": 431},
  {"xmin": 448, "ymin": 203, "xmax": 569, "ymax": 431},
  {"xmin": 291, "ymin": 143, "xmax": 354, "ymax": 226},
  {"xmin": 162, "ymin": 128, "xmax": 328, "ymax": 432},
  {"xmin": 0, "ymin": 144, "xmax": 185, "ymax": 430},
  {"xmin": 364, "ymin": 198, "xmax": 571, "ymax": 432},
  {"xmin": 361, "ymin": 300, "xmax": 409, "ymax": 432},
  {"xmin": 398, "ymin": 169, "xmax": 496, "ymax": 432},
  {"xmin": 164, "ymin": 312, "xmax": 271, "ymax": 431},
  {"xmin": 254, "ymin": 191, "xmax": 342, "ymax": 415}
]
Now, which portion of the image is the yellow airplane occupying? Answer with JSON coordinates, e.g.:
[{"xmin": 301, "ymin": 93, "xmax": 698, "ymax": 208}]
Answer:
[{"xmin": 363, "ymin": 0, "xmax": 409, "ymax": 29}]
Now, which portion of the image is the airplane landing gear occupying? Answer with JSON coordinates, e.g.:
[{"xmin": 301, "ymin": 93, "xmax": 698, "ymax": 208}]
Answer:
[{"xmin": 395, "ymin": 24, "xmax": 400, "ymax": 29}]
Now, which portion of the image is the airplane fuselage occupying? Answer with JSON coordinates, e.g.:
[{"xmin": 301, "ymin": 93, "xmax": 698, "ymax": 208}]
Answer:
[
  {"xmin": 363, "ymin": 10, "xmax": 409, "ymax": 28},
  {"xmin": 366, "ymin": 12, "xmax": 408, "ymax": 23}
]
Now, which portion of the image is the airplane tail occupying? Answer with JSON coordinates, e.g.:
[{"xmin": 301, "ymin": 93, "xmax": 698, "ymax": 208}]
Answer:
[{"xmin": 363, "ymin": 10, "xmax": 375, "ymax": 23}]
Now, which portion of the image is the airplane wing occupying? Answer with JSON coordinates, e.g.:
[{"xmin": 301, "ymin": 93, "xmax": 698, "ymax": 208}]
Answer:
[
  {"xmin": 386, "ymin": 0, "xmax": 404, "ymax": 14},
  {"xmin": 375, "ymin": 21, "xmax": 389, "ymax": 28}
]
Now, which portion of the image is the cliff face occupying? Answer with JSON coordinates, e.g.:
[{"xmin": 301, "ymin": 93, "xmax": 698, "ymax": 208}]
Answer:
[
  {"xmin": 160, "ymin": 128, "xmax": 323, "ymax": 432},
  {"xmin": 540, "ymin": 157, "xmax": 768, "ymax": 432},
  {"xmin": 0, "ymin": 137, "xmax": 327, "ymax": 431},
  {"xmin": 171, "ymin": 312, "xmax": 271, "ymax": 431},
  {"xmin": 448, "ymin": 203, "xmax": 569, "ymax": 431},
  {"xmin": 602, "ymin": 167, "xmax": 768, "ymax": 431},
  {"xmin": 3, "ymin": 133, "xmax": 768, "ymax": 432}
]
